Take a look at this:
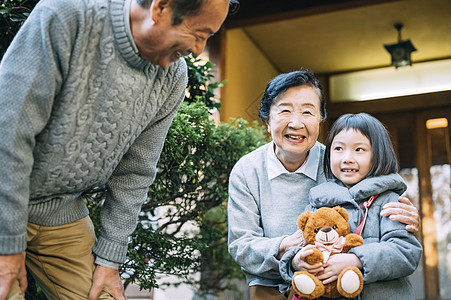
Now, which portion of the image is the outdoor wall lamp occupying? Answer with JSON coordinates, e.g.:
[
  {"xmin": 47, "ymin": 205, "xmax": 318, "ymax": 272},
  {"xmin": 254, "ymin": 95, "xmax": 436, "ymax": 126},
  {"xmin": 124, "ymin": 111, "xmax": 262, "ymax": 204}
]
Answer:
[{"xmin": 384, "ymin": 23, "xmax": 417, "ymax": 68}]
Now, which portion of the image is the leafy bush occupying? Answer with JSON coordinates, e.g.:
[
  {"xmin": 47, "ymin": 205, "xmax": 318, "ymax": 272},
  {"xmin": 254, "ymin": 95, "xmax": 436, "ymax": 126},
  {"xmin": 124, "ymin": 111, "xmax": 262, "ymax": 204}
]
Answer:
[
  {"xmin": 0, "ymin": 0, "xmax": 39, "ymax": 60},
  {"xmin": 185, "ymin": 55, "xmax": 224, "ymax": 109},
  {"xmin": 121, "ymin": 101, "xmax": 267, "ymax": 291}
]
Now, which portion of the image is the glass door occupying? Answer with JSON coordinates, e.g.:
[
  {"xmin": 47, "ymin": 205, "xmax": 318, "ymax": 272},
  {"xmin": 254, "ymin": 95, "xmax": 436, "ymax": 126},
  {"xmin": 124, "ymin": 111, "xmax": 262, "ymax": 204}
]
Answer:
[
  {"xmin": 375, "ymin": 107, "xmax": 451, "ymax": 300},
  {"xmin": 415, "ymin": 108, "xmax": 451, "ymax": 300}
]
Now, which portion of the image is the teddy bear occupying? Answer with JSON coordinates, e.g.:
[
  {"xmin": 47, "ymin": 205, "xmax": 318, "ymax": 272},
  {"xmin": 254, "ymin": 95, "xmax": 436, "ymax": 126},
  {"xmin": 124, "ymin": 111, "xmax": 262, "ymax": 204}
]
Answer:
[{"xmin": 291, "ymin": 206, "xmax": 364, "ymax": 299}]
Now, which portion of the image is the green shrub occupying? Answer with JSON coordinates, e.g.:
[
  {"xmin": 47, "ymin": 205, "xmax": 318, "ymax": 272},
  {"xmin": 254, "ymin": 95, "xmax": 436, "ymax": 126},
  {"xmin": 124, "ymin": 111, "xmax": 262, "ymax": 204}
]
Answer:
[
  {"xmin": 185, "ymin": 55, "xmax": 224, "ymax": 109},
  {"xmin": 0, "ymin": 0, "xmax": 39, "ymax": 60},
  {"xmin": 122, "ymin": 101, "xmax": 267, "ymax": 291}
]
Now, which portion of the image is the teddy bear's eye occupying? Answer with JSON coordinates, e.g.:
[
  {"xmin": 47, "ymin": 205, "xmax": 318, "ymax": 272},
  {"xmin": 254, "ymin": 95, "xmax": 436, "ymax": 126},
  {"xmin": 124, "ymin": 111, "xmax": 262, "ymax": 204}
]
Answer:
[
  {"xmin": 333, "ymin": 225, "xmax": 337, "ymax": 229},
  {"xmin": 314, "ymin": 228, "xmax": 319, "ymax": 233}
]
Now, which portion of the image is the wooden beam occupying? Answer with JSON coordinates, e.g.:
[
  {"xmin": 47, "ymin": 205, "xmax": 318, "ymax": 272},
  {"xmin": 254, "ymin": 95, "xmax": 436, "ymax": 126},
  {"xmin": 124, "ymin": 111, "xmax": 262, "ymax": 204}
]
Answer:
[{"xmin": 226, "ymin": 0, "xmax": 405, "ymax": 28}]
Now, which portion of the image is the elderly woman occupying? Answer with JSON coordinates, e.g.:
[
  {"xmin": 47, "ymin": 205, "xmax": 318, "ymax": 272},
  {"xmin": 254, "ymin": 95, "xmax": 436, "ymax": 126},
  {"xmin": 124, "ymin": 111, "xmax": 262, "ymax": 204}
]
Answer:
[{"xmin": 227, "ymin": 70, "xmax": 420, "ymax": 300}]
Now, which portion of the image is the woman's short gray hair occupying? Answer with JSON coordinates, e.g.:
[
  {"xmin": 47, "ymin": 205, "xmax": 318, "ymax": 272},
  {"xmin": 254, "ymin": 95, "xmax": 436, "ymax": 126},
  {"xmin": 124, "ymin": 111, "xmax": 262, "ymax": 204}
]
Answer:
[{"xmin": 258, "ymin": 69, "xmax": 326, "ymax": 123}]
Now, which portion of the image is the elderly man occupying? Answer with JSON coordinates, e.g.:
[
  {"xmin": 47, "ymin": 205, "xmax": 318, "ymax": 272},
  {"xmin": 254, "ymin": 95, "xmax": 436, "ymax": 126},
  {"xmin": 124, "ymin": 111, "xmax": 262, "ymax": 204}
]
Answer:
[{"xmin": 0, "ymin": 0, "xmax": 237, "ymax": 299}]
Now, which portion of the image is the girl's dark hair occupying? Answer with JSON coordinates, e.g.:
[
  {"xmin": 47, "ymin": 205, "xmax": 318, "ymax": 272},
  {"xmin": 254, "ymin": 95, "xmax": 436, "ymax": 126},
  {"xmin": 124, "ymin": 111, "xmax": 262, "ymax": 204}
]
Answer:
[
  {"xmin": 137, "ymin": 0, "xmax": 240, "ymax": 26},
  {"xmin": 323, "ymin": 113, "xmax": 399, "ymax": 179},
  {"xmin": 258, "ymin": 69, "xmax": 326, "ymax": 123}
]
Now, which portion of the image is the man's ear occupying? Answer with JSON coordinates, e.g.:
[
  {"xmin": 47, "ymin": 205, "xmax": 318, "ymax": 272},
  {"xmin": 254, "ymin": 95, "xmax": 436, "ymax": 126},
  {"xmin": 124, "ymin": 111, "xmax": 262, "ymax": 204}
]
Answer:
[{"xmin": 151, "ymin": 0, "xmax": 171, "ymax": 22}]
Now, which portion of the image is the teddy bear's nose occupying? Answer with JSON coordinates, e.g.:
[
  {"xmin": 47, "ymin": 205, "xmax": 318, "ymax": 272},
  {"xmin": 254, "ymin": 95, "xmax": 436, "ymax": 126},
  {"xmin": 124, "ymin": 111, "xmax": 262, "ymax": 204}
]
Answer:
[{"xmin": 321, "ymin": 227, "xmax": 332, "ymax": 233}]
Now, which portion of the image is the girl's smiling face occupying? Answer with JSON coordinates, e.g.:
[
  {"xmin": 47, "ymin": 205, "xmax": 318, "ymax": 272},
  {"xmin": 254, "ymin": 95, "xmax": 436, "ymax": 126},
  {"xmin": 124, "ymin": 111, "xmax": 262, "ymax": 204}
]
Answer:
[{"xmin": 330, "ymin": 129, "xmax": 373, "ymax": 187}]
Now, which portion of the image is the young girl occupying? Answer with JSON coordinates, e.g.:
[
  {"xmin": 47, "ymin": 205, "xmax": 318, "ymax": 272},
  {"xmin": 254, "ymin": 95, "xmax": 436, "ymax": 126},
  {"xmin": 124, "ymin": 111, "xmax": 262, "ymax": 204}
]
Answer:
[{"xmin": 281, "ymin": 113, "xmax": 422, "ymax": 299}]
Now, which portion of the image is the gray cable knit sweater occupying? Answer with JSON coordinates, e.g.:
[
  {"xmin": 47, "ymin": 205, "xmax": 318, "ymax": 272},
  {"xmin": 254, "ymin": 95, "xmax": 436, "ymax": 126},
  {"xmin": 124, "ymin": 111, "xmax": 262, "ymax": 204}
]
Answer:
[{"xmin": 0, "ymin": 0, "xmax": 187, "ymax": 264}]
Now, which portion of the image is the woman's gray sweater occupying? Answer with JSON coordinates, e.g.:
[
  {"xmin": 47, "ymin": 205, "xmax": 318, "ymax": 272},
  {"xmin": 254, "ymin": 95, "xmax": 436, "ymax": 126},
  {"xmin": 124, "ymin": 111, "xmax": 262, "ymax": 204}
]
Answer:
[
  {"xmin": 228, "ymin": 142, "xmax": 326, "ymax": 291},
  {"xmin": 0, "ymin": 0, "xmax": 187, "ymax": 264}
]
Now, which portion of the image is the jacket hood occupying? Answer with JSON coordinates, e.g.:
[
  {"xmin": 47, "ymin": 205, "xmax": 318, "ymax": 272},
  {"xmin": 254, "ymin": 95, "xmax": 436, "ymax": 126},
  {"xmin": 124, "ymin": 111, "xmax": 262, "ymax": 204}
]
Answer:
[{"xmin": 309, "ymin": 173, "xmax": 407, "ymax": 209}]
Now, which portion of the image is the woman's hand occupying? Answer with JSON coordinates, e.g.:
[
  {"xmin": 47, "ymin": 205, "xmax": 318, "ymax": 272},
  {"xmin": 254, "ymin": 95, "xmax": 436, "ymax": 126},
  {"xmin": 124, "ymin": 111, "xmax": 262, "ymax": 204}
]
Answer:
[
  {"xmin": 277, "ymin": 229, "xmax": 306, "ymax": 259},
  {"xmin": 291, "ymin": 245, "xmax": 324, "ymax": 275},
  {"xmin": 317, "ymin": 253, "xmax": 362, "ymax": 284},
  {"xmin": 380, "ymin": 196, "xmax": 421, "ymax": 238}
]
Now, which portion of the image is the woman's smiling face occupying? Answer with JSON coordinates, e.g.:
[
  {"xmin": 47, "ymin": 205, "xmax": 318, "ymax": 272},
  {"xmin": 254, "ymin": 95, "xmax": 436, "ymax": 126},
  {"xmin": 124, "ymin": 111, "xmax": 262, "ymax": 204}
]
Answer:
[{"xmin": 266, "ymin": 85, "xmax": 322, "ymax": 172}]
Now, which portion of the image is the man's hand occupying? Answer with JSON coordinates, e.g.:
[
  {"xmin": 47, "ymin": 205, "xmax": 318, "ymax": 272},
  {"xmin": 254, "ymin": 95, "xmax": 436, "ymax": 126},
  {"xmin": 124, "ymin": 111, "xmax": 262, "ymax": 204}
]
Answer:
[
  {"xmin": 380, "ymin": 196, "xmax": 421, "ymax": 238},
  {"xmin": 88, "ymin": 265, "xmax": 127, "ymax": 300},
  {"xmin": 0, "ymin": 253, "xmax": 27, "ymax": 300},
  {"xmin": 277, "ymin": 229, "xmax": 306, "ymax": 259}
]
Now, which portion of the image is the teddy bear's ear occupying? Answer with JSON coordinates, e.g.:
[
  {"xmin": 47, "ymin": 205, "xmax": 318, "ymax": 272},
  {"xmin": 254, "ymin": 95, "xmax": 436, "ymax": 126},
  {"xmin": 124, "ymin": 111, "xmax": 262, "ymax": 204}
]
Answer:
[
  {"xmin": 297, "ymin": 211, "xmax": 312, "ymax": 231},
  {"xmin": 333, "ymin": 206, "xmax": 349, "ymax": 222}
]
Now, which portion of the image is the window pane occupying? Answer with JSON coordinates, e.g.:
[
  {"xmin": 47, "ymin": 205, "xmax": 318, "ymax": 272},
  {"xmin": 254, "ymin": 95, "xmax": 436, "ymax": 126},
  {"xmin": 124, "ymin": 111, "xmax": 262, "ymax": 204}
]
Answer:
[
  {"xmin": 400, "ymin": 168, "xmax": 425, "ymax": 299},
  {"xmin": 431, "ymin": 164, "xmax": 451, "ymax": 298}
]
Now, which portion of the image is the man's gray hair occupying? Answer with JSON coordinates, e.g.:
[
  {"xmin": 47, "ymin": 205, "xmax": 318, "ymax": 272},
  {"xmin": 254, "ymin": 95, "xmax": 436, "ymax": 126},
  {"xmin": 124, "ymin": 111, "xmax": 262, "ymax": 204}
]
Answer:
[{"xmin": 136, "ymin": 0, "xmax": 239, "ymax": 25}]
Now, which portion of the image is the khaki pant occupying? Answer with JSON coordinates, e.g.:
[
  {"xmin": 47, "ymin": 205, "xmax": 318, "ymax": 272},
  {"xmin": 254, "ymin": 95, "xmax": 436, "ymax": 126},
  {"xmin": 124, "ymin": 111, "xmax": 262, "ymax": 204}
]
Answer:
[
  {"xmin": 250, "ymin": 285, "xmax": 297, "ymax": 300},
  {"xmin": 7, "ymin": 216, "xmax": 113, "ymax": 300}
]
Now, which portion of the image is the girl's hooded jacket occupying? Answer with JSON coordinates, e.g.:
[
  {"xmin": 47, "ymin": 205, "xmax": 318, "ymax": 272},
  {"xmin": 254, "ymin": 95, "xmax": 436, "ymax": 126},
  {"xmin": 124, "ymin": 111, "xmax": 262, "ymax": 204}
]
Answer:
[{"xmin": 280, "ymin": 173, "xmax": 422, "ymax": 299}]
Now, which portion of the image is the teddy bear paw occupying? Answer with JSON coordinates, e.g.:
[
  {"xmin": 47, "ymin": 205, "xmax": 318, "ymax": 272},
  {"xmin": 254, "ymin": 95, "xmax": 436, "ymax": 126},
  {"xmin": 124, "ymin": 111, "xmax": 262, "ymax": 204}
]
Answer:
[
  {"xmin": 292, "ymin": 271, "xmax": 325, "ymax": 299},
  {"xmin": 337, "ymin": 267, "xmax": 364, "ymax": 298}
]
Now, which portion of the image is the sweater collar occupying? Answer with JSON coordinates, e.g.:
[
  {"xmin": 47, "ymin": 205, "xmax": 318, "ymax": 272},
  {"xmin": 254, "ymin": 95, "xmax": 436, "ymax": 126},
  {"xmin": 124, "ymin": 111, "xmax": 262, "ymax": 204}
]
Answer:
[
  {"xmin": 267, "ymin": 141, "xmax": 321, "ymax": 181},
  {"xmin": 110, "ymin": 0, "xmax": 157, "ymax": 71}
]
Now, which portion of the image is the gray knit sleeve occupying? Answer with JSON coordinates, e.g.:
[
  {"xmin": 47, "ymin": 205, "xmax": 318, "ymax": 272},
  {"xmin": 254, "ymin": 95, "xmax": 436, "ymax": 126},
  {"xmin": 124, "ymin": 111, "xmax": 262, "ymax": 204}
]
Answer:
[
  {"xmin": 227, "ymin": 158, "xmax": 286, "ymax": 280},
  {"xmin": 93, "ymin": 61, "xmax": 188, "ymax": 263},
  {"xmin": 0, "ymin": 3, "xmax": 72, "ymax": 254},
  {"xmin": 279, "ymin": 246, "xmax": 303, "ymax": 282}
]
